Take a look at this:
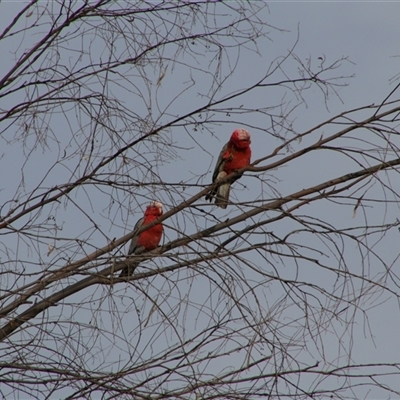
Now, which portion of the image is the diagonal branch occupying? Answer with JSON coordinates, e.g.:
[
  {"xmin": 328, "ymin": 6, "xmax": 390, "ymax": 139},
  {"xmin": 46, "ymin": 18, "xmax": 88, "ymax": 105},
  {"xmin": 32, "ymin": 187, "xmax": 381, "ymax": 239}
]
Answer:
[{"xmin": 1, "ymin": 157, "xmax": 399, "ymax": 341}]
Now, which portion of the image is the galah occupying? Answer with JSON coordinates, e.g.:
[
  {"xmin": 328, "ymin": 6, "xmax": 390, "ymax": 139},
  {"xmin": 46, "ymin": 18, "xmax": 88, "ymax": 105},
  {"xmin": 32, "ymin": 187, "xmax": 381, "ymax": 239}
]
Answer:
[
  {"xmin": 205, "ymin": 129, "xmax": 251, "ymax": 209},
  {"xmin": 120, "ymin": 201, "xmax": 164, "ymax": 277}
]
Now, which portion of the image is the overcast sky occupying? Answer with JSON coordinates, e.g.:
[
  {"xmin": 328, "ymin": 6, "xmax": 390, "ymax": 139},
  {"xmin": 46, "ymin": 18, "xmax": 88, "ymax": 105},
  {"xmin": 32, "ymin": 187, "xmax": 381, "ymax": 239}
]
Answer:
[
  {"xmin": 1, "ymin": 2, "xmax": 400, "ymax": 399},
  {"xmin": 270, "ymin": 0, "xmax": 400, "ymax": 372},
  {"xmin": 271, "ymin": 4, "xmax": 400, "ymax": 394}
]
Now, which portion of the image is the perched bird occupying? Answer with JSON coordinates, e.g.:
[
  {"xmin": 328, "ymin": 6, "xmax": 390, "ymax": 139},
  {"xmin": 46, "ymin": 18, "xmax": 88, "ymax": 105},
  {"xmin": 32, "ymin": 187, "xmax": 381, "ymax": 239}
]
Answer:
[
  {"xmin": 120, "ymin": 201, "xmax": 164, "ymax": 277},
  {"xmin": 205, "ymin": 129, "xmax": 251, "ymax": 209}
]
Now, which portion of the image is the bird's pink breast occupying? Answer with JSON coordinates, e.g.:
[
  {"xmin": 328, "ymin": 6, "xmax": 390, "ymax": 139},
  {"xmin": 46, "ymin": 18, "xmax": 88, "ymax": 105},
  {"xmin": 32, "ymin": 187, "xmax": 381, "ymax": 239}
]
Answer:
[
  {"xmin": 223, "ymin": 145, "xmax": 251, "ymax": 174},
  {"xmin": 137, "ymin": 213, "xmax": 163, "ymax": 250}
]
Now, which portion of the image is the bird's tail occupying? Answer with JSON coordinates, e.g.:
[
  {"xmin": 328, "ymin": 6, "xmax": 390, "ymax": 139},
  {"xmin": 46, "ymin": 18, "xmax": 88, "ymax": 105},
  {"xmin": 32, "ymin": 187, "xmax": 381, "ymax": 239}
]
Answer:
[
  {"xmin": 215, "ymin": 183, "xmax": 231, "ymax": 209},
  {"xmin": 205, "ymin": 187, "xmax": 217, "ymax": 202},
  {"xmin": 119, "ymin": 262, "xmax": 139, "ymax": 278}
]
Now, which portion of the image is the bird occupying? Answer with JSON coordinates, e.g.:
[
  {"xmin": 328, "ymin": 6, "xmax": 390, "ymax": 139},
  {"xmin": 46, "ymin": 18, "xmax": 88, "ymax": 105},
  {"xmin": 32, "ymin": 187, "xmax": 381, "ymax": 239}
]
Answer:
[
  {"xmin": 120, "ymin": 201, "xmax": 164, "ymax": 277},
  {"xmin": 205, "ymin": 128, "xmax": 251, "ymax": 209}
]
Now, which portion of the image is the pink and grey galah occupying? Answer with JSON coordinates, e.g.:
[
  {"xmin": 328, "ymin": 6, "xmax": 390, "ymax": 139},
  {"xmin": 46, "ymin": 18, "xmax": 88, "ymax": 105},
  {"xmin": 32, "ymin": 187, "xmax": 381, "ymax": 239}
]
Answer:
[
  {"xmin": 205, "ymin": 129, "xmax": 252, "ymax": 209},
  {"xmin": 120, "ymin": 201, "xmax": 164, "ymax": 277}
]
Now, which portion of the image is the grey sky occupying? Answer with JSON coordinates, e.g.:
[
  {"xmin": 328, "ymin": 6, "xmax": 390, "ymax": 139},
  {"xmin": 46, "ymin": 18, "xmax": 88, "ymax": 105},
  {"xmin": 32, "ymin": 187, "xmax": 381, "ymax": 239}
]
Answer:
[{"xmin": 1, "ymin": 1, "xmax": 400, "ymax": 398}]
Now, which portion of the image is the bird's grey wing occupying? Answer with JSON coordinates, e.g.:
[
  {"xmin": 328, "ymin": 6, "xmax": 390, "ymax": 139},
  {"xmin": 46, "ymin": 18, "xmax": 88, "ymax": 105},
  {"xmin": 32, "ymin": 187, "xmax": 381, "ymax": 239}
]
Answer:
[
  {"xmin": 205, "ymin": 142, "xmax": 230, "ymax": 202},
  {"xmin": 127, "ymin": 217, "xmax": 145, "ymax": 255},
  {"xmin": 211, "ymin": 142, "xmax": 229, "ymax": 183},
  {"xmin": 120, "ymin": 217, "xmax": 145, "ymax": 277}
]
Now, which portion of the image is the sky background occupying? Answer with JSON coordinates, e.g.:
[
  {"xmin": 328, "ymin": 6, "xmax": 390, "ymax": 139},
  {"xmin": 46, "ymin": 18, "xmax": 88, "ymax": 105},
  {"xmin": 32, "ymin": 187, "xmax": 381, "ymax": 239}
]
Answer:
[
  {"xmin": 269, "ymin": 0, "xmax": 400, "ymax": 371},
  {"xmin": 1, "ymin": 1, "xmax": 400, "ymax": 398},
  {"xmin": 270, "ymin": 4, "xmax": 400, "ymax": 393}
]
